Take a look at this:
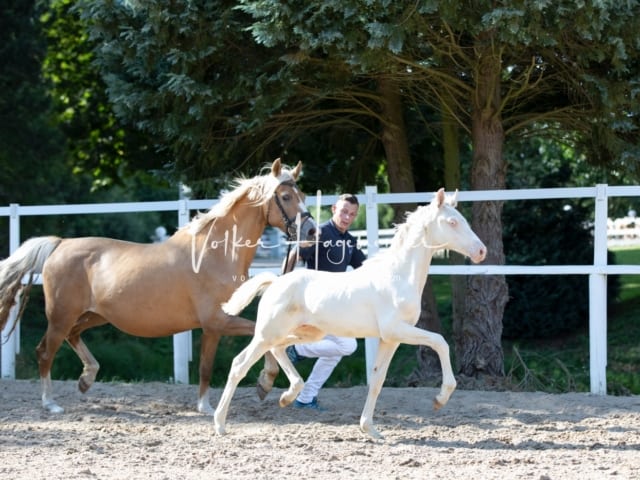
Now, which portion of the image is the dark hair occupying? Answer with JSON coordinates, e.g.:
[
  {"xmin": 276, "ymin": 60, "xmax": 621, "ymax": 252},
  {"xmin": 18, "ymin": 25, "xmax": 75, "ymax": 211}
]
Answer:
[{"xmin": 338, "ymin": 193, "xmax": 359, "ymax": 206}]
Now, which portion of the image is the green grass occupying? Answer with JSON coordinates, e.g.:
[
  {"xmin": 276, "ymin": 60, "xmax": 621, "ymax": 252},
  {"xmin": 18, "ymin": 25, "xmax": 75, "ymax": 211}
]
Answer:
[{"xmin": 13, "ymin": 248, "xmax": 640, "ymax": 395}]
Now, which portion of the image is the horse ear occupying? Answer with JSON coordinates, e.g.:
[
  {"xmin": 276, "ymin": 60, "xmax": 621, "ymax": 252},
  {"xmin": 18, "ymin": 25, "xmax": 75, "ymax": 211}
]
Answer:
[
  {"xmin": 271, "ymin": 158, "xmax": 282, "ymax": 177},
  {"xmin": 291, "ymin": 161, "xmax": 302, "ymax": 180},
  {"xmin": 435, "ymin": 188, "xmax": 445, "ymax": 207},
  {"xmin": 450, "ymin": 189, "xmax": 459, "ymax": 208}
]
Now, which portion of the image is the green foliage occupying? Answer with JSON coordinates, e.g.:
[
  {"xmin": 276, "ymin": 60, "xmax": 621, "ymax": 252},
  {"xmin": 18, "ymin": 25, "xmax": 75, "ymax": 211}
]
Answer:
[
  {"xmin": 501, "ymin": 201, "xmax": 592, "ymax": 339},
  {"xmin": 502, "ymin": 138, "xmax": 621, "ymax": 339},
  {"xmin": 42, "ymin": 0, "xmax": 174, "ymax": 190},
  {"xmin": 0, "ymin": 1, "xmax": 67, "ymax": 207}
]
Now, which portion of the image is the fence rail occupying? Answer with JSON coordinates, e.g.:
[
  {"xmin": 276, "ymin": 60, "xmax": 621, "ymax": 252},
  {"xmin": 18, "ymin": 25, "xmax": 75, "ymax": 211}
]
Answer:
[{"xmin": 2, "ymin": 184, "xmax": 640, "ymax": 395}]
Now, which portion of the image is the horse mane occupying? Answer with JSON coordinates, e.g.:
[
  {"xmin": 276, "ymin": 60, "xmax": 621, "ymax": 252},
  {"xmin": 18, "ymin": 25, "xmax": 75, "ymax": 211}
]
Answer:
[
  {"xmin": 187, "ymin": 163, "xmax": 299, "ymax": 235},
  {"xmin": 364, "ymin": 203, "xmax": 437, "ymax": 267}
]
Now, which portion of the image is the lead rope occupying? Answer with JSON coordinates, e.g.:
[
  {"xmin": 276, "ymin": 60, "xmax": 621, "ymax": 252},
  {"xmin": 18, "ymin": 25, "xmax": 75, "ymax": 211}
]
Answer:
[{"xmin": 280, "ymin": 211, "xmax": 301, "ymax": 276}]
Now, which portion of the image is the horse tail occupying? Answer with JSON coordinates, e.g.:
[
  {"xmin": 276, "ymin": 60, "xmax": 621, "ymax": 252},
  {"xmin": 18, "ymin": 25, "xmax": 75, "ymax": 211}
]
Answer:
[
  {"xmin": 0, "ymin": 236, "xmax": 62, "ymax": 335},
  {"xmin": 222, "ymin": 271, "xmax": 278, "ymax": 315}
]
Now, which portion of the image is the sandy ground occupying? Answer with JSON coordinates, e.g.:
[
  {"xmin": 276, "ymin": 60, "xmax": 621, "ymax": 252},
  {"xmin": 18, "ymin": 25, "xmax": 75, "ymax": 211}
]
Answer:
[{"xmin": 0, "ymin": 379, "xmax": 639, "ymax": 480}]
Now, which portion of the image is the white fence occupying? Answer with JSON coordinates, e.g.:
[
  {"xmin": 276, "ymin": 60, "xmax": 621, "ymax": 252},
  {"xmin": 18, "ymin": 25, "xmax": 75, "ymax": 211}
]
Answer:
[{"xmin": 2, "ymin": 184, "xmax": 640, "ymax": 395}]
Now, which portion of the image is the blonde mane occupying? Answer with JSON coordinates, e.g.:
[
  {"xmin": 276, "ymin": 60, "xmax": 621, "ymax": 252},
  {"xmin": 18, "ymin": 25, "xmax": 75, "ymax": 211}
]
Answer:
[
  {"xmin": 187, "ymin": 164, "xmax": 299, "ymax": 235},
  {"xmin": 365, "ymin": 203, "xmax": 437, "ymax": 267}
]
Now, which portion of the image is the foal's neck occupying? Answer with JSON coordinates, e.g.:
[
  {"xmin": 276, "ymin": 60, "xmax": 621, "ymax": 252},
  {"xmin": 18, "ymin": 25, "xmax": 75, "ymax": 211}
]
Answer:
[{"xmin": 394, "ymin": 235, "xmax": 436, "ymax": 294}]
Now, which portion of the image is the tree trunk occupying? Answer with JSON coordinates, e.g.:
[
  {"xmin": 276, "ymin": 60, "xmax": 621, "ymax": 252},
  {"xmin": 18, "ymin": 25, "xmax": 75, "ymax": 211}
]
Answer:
[
  {"xmin": 378, "ymin": 77, "xmax": 415, "ymax": 200},
  {"xmin": 378, "ymin": 77, "xmax": 443, "ymax": 385},
  {"xmin": 455, "ymin": 37, "xmax": 508, "ymax": 379},
  {"xmin": 441, "ymin": 104, "xmax": 469, "ymax": 378},
  {"xmin": 408, "ymin": 101, "xmax": 463, "ymax": 386}
]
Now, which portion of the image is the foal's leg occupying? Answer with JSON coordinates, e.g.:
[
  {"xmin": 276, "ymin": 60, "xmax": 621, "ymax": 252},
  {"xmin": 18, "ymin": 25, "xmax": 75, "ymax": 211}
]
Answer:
[
  {"xmin": 214, "ymin": 339, "xmax": 271, "ymax": 435},
  {"xmin": 359, "ymin": 340, "xmax": 399, "ymax": 440},
  {"xmin": 270, "ymin": 345, "xmax": 306, "ymax": 407},
  {"xmin": 386, "ymin": 322, "xmax": 457, "ymax": 409},
  {"xmin": 214, "ymin": 314, "xmax": 281, "ymax": 403}
]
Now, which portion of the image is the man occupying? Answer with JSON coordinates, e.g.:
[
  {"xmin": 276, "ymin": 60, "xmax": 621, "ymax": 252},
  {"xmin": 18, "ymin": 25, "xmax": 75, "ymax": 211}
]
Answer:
[{"xmin": 284, "ymin": 193, "xmax": 366, "ymax": 409}]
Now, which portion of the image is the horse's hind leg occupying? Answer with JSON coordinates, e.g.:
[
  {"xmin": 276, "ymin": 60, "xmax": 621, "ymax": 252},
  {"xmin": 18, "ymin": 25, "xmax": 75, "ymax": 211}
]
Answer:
[
  {"xmin": 214, "ymin": 339, "xmax": 270, "ymax": 435},
  {"xmin": 270, "ymin": 346, "xmax": 305, "ymax": 407},
  {"xmin": 67, "ymin": 336, "xmax": 100, "ymax": 393},
  {"xmin": 67, "ymin": 314, "xmax": 106, "ymax": 394},
  {"xmin": 36, "ymin": 328, "xmax": 67, "ymax": 413},
  {"xmin": 196, "ymin": 331, "xmax": 221, "ymax": 415}
]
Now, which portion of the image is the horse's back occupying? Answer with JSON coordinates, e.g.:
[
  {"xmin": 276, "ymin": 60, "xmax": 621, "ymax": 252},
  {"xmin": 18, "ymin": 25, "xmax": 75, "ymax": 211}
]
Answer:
[{"xmin": 261, "ymin": 267, "xmax": 384, "ymax": 338}]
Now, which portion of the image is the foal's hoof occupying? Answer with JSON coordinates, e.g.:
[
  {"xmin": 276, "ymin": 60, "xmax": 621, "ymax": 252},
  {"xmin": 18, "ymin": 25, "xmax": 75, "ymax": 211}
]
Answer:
[
  {"xmin": 433, "ymin": 398, "xmax": 444, "ymax": 411},
  {"xmin": 360, "ymin": 424, "xmax": 384, "ymax": 441}
]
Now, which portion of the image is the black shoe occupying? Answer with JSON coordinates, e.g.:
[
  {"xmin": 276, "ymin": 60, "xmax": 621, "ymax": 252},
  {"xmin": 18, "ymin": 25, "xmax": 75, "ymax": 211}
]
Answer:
[{"xmin": 286, "ymin": 345, "xmax": 305, "ymax": 364}]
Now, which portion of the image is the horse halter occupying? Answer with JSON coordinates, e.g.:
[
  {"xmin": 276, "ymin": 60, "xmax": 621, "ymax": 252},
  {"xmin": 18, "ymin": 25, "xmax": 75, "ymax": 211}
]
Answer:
[{"xmin": 268, "ymin": 180, "xmax": 313, "ymax": 241}]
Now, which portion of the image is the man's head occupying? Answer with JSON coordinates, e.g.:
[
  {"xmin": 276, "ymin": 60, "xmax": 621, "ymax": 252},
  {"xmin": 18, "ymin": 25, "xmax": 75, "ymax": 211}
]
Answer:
[{"xmin": 331, "ymin": 194, "xmax": 359, "ymax": 233}]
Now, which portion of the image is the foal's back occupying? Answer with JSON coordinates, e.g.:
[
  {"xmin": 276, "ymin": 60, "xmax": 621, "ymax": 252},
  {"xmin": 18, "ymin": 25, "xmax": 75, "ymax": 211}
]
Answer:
[{"xmin": 260, "ymin": 266, "xmax": 387, "ymax": 338}]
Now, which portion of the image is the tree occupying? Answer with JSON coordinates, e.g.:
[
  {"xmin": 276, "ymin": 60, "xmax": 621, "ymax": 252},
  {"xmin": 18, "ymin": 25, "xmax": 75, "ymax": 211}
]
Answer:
[
  {"xmin": 232, "ymin": 0, "xmax": 640, "ymax": 378},
  {"xmin": 42, "ymin": 0, "xmax": 174, "ymax": 191},
  {"xmin": 81, "ymin": 0, "xmax": 640, "ymax": 382}
]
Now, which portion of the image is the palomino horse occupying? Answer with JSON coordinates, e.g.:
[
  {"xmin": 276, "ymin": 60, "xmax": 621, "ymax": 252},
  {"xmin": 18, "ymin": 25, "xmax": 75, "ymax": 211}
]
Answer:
[
  {"xmin": 214, "ymin": 188, "xmax": 486, "ymax": 439},
  {"xmin": 0, "ymin": 159, "xmax": 316, "ymax": 414}
]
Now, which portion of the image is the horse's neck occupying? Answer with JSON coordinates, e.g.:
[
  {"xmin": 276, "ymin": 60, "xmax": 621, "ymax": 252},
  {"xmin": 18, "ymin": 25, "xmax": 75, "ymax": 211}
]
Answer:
[
  {"xmin": 392, "ymin": 234, "xmax": 436, "ymax": 294},
  {"xmin": 192, "ymin": 202, "xmax": 266, "ymax": 273}
]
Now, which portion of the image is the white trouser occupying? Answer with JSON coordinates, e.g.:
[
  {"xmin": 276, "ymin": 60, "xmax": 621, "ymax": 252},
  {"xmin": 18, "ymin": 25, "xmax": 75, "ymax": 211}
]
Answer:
[{"xmin": 294, "ymin": 335, "xmax": 357, "ymax": 404}]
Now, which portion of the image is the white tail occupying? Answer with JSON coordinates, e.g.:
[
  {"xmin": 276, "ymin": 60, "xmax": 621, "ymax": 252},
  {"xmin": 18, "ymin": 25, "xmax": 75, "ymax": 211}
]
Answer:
[{"xmin": 221, "ymin": 272, "xmax": 278, "ymax": 315}]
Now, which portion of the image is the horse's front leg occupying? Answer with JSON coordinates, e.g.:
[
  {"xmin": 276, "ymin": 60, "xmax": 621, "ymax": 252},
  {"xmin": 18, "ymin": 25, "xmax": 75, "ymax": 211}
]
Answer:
[
  {"xmin": 387, "ymin": 322, "xmax": 457, "ymax": 409},
  {"xmin": 197, "ymin": 331, "xmax": 221, "ymax": 415},
  {"xmin": 360, "ymin": 340, "xmax": 400, "ymax": 440}
]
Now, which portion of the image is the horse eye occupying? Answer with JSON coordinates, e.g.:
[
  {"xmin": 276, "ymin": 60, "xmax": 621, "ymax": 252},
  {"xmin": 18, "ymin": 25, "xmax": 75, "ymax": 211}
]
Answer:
[
  {"xmin": 448, "ymin": 218, "xmax": 458, "ymax": 227},
  {"xmin": 281, "ymin": 193, "xmax": 291, "ymax": 201}
]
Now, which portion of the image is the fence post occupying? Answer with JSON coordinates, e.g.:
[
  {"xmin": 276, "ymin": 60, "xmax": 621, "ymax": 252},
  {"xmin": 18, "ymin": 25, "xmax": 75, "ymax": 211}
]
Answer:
[
  {"xmin": 364, "ymin": 186, "xmax": 379, "ymax": 385},
  {"xmin": 173, "ymin": 197, "xmax": 192, "ymax": 384},
  {"xmin": 590, "ymin": 184, "xmax": 608, "ymax": 395},
  {"xmin": 1, "ymin": 204, "xmax": 20, "ymax": 379}
]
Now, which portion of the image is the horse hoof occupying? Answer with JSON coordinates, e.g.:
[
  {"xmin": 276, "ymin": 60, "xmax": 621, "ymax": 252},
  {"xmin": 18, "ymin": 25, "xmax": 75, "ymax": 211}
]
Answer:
[
  {"xmin": 78, "ymin": 378, "xmax": 92, "ymax": 394},
  {"xmin": 256, "ymin": 383, "xmax": 270, "ymax": 401},
  {"xmin": 433, "ymin": 398, "xmax": 444, "ymax": 410},
  {"xmin": 197, "ymin": 401, "xmax": 215, "ymax": 416},
  {"xmin": 360, "ymin": 424, "xmax": 384, "ymax": 441},
  {"xmin": 44, "ymin": 402, "xmax": 64, "ymax": 414}
]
